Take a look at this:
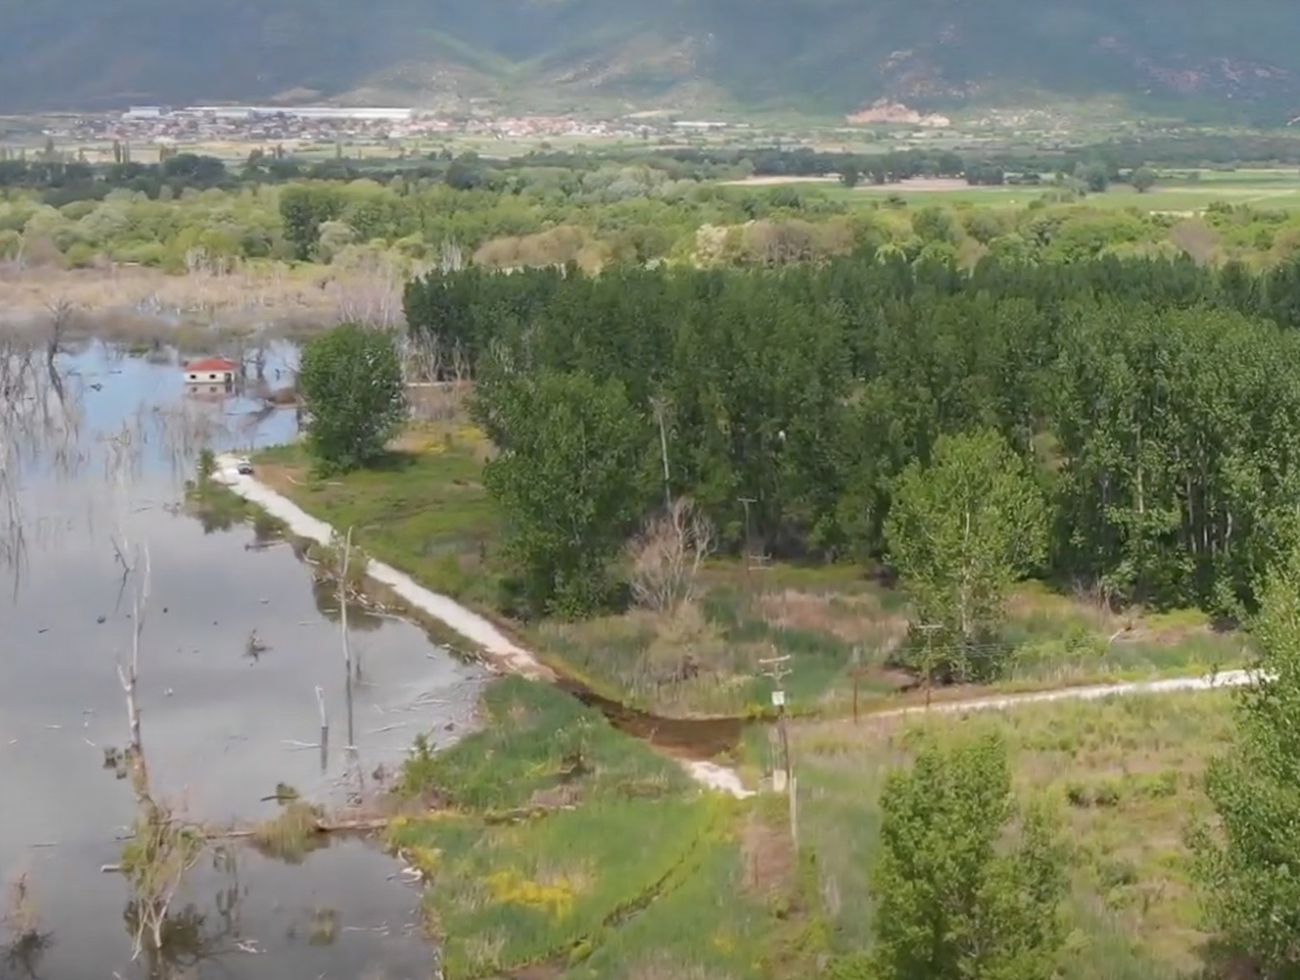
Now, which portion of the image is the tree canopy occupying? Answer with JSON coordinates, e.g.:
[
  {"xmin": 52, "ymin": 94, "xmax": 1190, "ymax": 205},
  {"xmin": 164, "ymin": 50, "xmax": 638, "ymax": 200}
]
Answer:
[
  {"xmin": 409, "ymin": 253, "xmax": 1300, "ymax": 627},
  {"xmin": 474, "ymin": 368, "xmax": 651, "ymax": 618},
  {"xmin": 870, "ymin": 733, "xmax": 1067, "ymax": 980},
  {"xmin": 1192, "ymin": 546, "xmax": 1300, "ymax": 975},
  {"xmin": 298, "ymin": 324, "xmax": 406, "ymax": 473},
  {"xmin": 884, "ymin": 429, "xmax": 1048, "ymax": 680}
]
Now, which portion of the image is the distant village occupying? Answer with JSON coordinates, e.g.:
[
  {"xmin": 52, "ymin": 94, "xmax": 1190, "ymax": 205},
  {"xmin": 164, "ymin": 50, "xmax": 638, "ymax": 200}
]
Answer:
[{"xmin": 39, "ymin": 104, "xmax": 740, "ymax": 150}]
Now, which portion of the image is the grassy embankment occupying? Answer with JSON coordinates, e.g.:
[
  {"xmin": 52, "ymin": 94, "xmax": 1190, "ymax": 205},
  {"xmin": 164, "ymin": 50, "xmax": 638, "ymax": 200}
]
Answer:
[
  {"xmin": 251, "ymin": 416, "xmax": 1241, "ymax": 977},
  {"xmin": 385, "ymin": 669, "xmax": 1237, "ymax": 978},
  {"xmin": 787, "ymin": 689, "xmax": 1234, "ymax": 979},
  {"xmin": 387, "ymin": 675, "xmax": 811, "ymax": 980},
  {"xmin": 254, "ymin": 418, "xmax": 1246, "ymax": 720}
]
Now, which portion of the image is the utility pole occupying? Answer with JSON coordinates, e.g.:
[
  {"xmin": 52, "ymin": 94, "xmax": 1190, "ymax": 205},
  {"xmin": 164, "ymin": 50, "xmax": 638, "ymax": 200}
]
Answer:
[
  {"xmin": 917, "ymin": 623, "xmax": 943, "ymax": 711},
  {"xmin": 651, "ymin": 395, "xmax": 672, "ymax": 511},
  {"xmin": 738, "ymin": 496, "xmax": 757, "ymax": 573},
  {"xmin": 850, "ymin": 644, "xmax": 866, "ymax": 724},
  {"xmin": 760, "ymin": 650, "xmax": 798, "ymax": 853}
]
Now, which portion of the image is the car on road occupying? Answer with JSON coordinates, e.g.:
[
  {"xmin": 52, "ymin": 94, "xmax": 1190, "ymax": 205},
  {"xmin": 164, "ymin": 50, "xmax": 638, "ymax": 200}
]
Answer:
[{"xmin": 235, "ymin": 457, "xmax": 254, "ymax": 475}]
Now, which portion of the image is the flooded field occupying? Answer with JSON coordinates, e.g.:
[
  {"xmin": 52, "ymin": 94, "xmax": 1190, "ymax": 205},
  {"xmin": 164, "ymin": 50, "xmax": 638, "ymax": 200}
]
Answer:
[{"xmin": 0, "ymin": 339, "xmax": 485, "ymax": 979}]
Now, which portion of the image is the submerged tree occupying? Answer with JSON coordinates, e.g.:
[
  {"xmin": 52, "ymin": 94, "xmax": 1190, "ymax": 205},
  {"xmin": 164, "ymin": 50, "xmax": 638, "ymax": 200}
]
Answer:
[
  {"xmin": 1191, "ymin": 546, "xmax": 1300, "ymax": 975},
  {"xmin": 884, "ymin": 429, "xmax": 1047, "ymax": 680},
  {"xmin": 298, "ymin": 324, "xmax": 406, "ymax": 473},
  {"xmin": 2, "ymin": 872, "xmax": 52, "ymax": 980},
  {"xmin": 105, "ymin": 436, "xmax": 209, "ymax": 965},
  {"xmin": 871, "ymin": 733, "xmax": 1067, "ymax": 980}
]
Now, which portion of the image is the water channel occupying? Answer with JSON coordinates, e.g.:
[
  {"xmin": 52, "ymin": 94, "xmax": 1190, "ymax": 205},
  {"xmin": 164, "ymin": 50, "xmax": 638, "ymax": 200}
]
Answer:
[{"xmin": 0, "ymin": 340, "xmax": 486, "ymax": 979}]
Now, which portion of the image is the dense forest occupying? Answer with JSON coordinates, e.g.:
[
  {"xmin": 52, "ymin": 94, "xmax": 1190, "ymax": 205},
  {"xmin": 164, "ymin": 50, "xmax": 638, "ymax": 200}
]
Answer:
[{"xmin": 406, "ymin": 254, "xmax": 1300, "ymax": 623}]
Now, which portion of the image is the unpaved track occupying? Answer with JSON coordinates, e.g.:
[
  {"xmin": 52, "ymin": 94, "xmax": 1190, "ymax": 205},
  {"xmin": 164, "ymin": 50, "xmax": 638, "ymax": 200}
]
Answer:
[
  {"xmin": 215, "ymin": 456, "xmax": 754, "ymax": 796},
  {"xmin": 874, "ymin": 669, "xmax": 1253, "ymax": 720},
  {"xmin": 215, "ymin": 455, "xmax": 1254, "ymax": 798},
  {"xmin": 216, "ymin": 456, "xmax": 552, "ymax": 682}
]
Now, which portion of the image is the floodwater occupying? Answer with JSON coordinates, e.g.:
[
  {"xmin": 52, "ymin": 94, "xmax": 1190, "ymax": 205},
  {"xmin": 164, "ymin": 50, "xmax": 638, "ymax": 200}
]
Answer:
[{"xmin": 0, "ymin": 341, "xmax": 486, "ymax": 979}]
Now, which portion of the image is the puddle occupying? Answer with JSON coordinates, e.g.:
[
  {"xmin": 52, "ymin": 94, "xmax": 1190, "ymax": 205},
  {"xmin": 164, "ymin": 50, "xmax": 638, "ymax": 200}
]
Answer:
[{"xmin": 557, "ymin": 679, "xmax": 747, "ymax": 760}]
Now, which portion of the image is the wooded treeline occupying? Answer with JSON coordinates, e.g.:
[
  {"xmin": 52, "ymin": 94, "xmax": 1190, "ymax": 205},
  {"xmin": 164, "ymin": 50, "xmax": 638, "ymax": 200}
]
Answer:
[{"xmin": 407, "ymin": 254, "xmax": 1300, "ymax": 618}]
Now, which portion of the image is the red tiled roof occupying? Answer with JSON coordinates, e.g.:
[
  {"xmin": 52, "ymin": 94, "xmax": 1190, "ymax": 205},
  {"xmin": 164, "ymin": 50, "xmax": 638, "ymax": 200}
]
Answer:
[{"xmin": 184, "ymin": 357, "xmax": 237, "ymax": 373}]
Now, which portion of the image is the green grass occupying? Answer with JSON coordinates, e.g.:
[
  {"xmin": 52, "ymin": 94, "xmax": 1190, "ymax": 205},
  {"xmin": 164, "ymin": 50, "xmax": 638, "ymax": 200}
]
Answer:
[
  {"xmin": 536, "ymin": 566, "xmax": 1245, "ymax": 718},
  {"xmin": 254, "ymin": 425, "xmax": 500, "ymax": 609},
  {"xmin": 388, "ymin": 677, "xmax": 806, "ymax": 980},
  {"xmin": 572, "ymin": 803, "xmax": 806, "ymax": 980},
  {"xmin": 391, "ymin": 798, "xmax": 739, "ymax": 980},
  {"xmin": 787, "ymin": 690, "xmax": 1235, "ymax": 976},
  {"xmin": 792, "ymin": 170, "xmax": 1300, "ymax": 212},
  {"xmin": 258, "ymin": 434, "xmax": 1245, "ymax": 719},
  {"xmin": 397, "ymin": 675, "xmax": 693, "ymax": 810}
]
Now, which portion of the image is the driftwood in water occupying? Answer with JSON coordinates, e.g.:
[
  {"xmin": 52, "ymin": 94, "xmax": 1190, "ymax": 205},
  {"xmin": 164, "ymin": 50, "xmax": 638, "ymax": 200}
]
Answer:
[{"xmin": 104, "ymin": 815, "xmax": 394, "ymax": 869}]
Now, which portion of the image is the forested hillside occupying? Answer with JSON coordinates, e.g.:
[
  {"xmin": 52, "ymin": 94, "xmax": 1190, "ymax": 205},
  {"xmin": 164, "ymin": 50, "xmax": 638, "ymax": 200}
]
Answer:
[{"xmin": 1, "ymin": 0, "xmax": 1297, "ymax": 117}]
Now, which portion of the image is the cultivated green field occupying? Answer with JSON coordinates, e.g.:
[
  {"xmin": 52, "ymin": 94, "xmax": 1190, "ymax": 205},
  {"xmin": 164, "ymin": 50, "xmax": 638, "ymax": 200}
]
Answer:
[{"xmin": 812, "ymin": 168, "xmax": 1300, "ymax": 211}]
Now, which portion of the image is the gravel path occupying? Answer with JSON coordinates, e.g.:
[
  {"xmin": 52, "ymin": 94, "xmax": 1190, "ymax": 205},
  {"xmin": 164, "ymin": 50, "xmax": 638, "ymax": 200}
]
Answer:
[
  {"xmin": 215, "ymin": 456, "xmax": 755, "ymax": 796},
  {"xmin": 215, "ymin": 456, "xmax": 553, "ymax": 682},
  {"xmin": 215, "ymin": 455, "xmax": 1256, "ymax": 799},
  {"xmin": 873, "ymin": 669, "xmax": 1254, "ymax": 720}
]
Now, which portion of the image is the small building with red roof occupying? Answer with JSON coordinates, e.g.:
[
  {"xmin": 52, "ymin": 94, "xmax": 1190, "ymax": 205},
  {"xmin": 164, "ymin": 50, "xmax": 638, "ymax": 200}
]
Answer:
[{"xmin": 184, "ymin": 356, "xmax": 237, "ymax": 385}]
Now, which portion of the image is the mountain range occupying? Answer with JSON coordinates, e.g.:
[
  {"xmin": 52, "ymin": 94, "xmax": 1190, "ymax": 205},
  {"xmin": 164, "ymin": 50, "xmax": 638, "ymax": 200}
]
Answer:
[{"xmin": 1, "ymin": 0, "xmax": 1298, "ymax": 120}]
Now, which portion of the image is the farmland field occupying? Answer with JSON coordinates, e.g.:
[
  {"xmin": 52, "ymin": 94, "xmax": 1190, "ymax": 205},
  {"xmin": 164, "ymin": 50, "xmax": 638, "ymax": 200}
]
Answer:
[{"xmin": 725, "ymin": 169, "xmax": 1300, "ymax": 211}]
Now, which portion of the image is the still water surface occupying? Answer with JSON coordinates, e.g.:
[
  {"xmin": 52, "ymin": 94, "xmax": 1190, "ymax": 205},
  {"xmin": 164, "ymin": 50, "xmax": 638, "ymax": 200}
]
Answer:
[{"xmin": 0, "ymin": 342, "xmax": 485, "ymax": 979}]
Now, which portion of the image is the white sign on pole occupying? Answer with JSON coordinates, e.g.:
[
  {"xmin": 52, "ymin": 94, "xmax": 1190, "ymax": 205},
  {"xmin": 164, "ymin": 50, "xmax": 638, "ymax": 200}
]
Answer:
[{"xmin": 771, "ymin": 690, "xmax": 786, "ymax": 707}]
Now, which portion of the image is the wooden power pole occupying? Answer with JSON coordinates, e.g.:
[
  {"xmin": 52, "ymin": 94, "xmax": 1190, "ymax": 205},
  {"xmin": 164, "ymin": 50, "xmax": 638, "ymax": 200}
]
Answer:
[{"xmin": 917, "ymin": 623, "xmax": 943, "ymax": 711}]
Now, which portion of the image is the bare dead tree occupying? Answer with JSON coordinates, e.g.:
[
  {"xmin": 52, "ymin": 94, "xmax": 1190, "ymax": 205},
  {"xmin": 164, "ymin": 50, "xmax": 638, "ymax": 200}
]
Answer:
[
  {"xmin": 115, "ymin": 542, "xmax": 205, "ymax": 961},
  {"xmin": 338, "ymin": 526, "xmax": 357, "ymax": 681},
  {"xmin": 0, "ymin": 326, "xmax": 83, "ymax": 598},
  {"xmin": 627, "ymin": 497, "xmax": 716, "ymax": 613},
  {"xmin": 398, "ymin": 332, "xmax": 443, "ymax": 387},
  {"xmin": 449, "ymin": 339, "xmax": 472, "ymax": 386},
  {"xmin": 250, "ymin": 341, "xmax": 267, "ymax": 383},
  {"xmin": 45, "ymin": 297, "xmax": 74, "ymax": 407},
  {"xmin": 144, "ymin": 400, "xmax": 230, "ymax": 483},
  {"xmin": 2, "ymin": 870, "xmax": 51, "ymax": 978},
  {"xmin": 331, "ymin": 252, "xmax": 408, "ymax": 331},
  {"xmin": 107, "ymin": 449, "xmax": 207, "ymax": 963},
  {"xmin": 439, "ymin": 239, "xmax": 464, "ymax": 272},
  {"xmin": 117, "ymin": 543, "xmax": 151, "ymax": 798}
]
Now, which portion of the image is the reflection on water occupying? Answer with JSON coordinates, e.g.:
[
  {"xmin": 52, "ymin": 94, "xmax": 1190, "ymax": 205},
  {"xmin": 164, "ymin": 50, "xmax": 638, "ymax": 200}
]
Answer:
[{"xmin": 0, "ymin": 340, "xmax": 483, "ymax": 979}]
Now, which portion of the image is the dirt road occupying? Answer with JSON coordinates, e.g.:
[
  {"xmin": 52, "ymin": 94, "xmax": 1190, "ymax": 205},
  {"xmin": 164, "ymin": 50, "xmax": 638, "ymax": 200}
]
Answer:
[{"xmin": 215, "ymin": 454, "xmax": 1253, "ymax": 798}]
